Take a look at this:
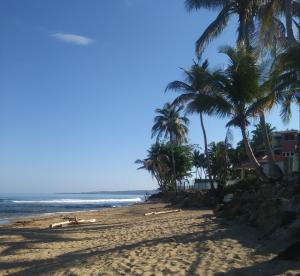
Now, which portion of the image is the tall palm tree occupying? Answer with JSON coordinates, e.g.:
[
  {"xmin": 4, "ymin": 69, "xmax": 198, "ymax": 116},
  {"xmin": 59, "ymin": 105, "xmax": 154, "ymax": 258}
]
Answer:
[
  {"xmin": 185, "ymin": 0, "xmax": 259, "ymax": 56},
  {"xmin": 186, "ymin": 45, "xmax": 269, "ymax": 181},
  {"xmin": 184, "ymin": 0, "xmax": 296, "ymax": 177},
  {"xmin": 185, "ymin": 0, "xmax": 298, "ymax": 55},
  {"xmin": 166, "ymin": 61, "xmax": 216, "ymax": 191},
  {"xmin": 151, "ymin": 103, "xmax": 189, "ymax": 188},
  {"xmin": 258, "ymin": 0, "xmax": 299, "ymax": 44},
  {"xmin": 272, "ymin": 42, "xmax": 300, "ymax": 118},
  {"xmin": 252, "ymin": 59, "xmax": 285, "ymax": 179},
  {"xmin": 271, "ymin": 36, "xmax": 300, "ymax": 173}
]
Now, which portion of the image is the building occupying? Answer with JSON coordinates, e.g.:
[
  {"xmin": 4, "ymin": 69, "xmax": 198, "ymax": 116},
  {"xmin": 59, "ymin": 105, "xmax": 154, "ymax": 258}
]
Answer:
[
  {"xmin": 238, "ymin": 130, "xmax": 299, "ymax": 178},
  {"xmin": 271, "ymin": 130, "xmax": 300, "ymax": 175},
  {"xmin": 272, "ymin": 130, "xmax": 299, "ymax": 157}
]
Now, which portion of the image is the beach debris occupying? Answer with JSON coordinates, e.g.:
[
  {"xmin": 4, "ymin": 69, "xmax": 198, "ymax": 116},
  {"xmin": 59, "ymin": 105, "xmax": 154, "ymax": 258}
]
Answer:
[
  {"xmin": 144, "ymin": 209, "xmax": 180, "ymax": 216},
  {"xmin": 49, "ymin": 217, "xmax": 96, "ymax": 229}
]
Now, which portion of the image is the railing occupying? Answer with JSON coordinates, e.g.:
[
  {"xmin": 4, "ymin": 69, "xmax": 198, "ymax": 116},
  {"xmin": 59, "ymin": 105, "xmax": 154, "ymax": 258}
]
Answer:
[{"xmin": 177, "ymin": 178, "xmax": 239, "ymax": 191}]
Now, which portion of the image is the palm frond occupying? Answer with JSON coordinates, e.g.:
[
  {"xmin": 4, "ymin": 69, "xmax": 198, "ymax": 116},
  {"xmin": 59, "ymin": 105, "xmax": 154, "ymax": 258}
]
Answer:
[
  {"xmin": 165, "ymin": 81, "xmax": 193, "ymax": 93},
  {"xmin": 195, "ymin": 4, "xmax": 232, "ymax": 56},
  {"xmin": 185, "ymin": 0, "xmax": 228, "ymax": 11}
]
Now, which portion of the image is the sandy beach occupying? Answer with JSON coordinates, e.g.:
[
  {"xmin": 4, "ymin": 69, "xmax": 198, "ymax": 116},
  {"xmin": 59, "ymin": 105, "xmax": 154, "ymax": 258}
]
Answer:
[{"xmin": 0, "ymin": 203, "xmax": 299, "ymax": 275}]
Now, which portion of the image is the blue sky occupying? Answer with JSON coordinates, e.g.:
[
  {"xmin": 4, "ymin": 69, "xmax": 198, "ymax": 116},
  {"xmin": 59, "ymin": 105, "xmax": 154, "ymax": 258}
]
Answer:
[{"xmin": 0, "ymin": 0, "xmax": 298, "ymax": 193}]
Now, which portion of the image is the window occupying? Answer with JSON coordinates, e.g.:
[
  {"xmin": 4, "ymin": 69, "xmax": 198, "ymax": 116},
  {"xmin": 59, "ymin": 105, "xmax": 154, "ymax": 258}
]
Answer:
[{"xmin": 284, "ymin": 134, "xmax": 295, "ymax": 141}]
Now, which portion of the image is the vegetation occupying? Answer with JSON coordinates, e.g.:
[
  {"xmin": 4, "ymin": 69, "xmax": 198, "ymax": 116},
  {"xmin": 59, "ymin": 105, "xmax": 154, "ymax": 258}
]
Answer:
[
  {"xmin": 192, "ymin": 149, "xmax": 206, "ymax": 179},
  {"xmin": 151, "ymin": 102, "xmax": 189, "ymax": 188},
  {"xmin": 166, "ymin": 61, "xmax": 216, "ymax": 191},
  {"xmin": 136, "ymin": 0, "xmax": 299, "ymax": 195},
  {"xmin": 135, "ymin": 143, "xmax": 193, "ymax": 192}
]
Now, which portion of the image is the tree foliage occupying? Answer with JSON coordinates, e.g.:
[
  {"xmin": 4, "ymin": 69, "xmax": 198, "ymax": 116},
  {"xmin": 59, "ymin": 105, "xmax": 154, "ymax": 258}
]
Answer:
[{"xmin": 136, "ymin": 143, "xmax": 193, "ymax": 192}]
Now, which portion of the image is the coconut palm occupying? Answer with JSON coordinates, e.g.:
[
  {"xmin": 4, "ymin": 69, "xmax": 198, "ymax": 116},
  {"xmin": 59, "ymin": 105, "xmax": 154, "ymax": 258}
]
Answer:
[
  {"xmin": 185, "ymin": 0, "xmax": 298, "ymax": 56},
  {"xmin": 251, "ymin": 122, "xmax": 276, "ymax": 156},
  {"xmin": 258, "ymin": 0, "xmax": 299, "ymax": 45},
  {"xmin": 192, "ymin": 149, "xmax": 206, "ymax": 179},
  {"xmin": 136, "ymin": 143, "xmax": 193, "ymax": 192},
  {"xmin": 185, "ymin": 0, "xmax": 259, "ymax": 56},
  {"xmin": 250, "ymin": 58, "xmax": 285, "ymax": 179},
  {"xmin": 271, "ymin": 41, "xmax": 300, "ymax": 123},
  {"xmin": 166, "ymin": 60, "xmax": 216, "ymax": 191},
  {"xmin": 151, "ymin": 103, "xmax": 189, "ymax": 188},
  {"xmin": 135, "ymin": 143, "xmax": 171, "ymax": 192},
  {"xmin": 187, "ymin": 45, "xmax": 269, "ymax": 181}
]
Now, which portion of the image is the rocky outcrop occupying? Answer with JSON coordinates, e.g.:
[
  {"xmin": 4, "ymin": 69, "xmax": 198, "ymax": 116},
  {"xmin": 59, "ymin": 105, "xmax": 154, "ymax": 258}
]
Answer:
[{"xmin": 218, "ymin": 179, "xmax": 300, "ymax": 241}]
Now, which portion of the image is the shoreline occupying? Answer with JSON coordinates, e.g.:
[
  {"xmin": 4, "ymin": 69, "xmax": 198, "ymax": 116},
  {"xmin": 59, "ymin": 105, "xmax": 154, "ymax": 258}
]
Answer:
[
  {"xmin": 0, "ymin": 203, "xmax": 138, "ymax": 227},
  {"xmin": 0, "ymin": 202, "xmax": 299, "ymax": 275},
  {"xmin": 0, "ymin": 208, "xmax": 100, "ymax": 226}
]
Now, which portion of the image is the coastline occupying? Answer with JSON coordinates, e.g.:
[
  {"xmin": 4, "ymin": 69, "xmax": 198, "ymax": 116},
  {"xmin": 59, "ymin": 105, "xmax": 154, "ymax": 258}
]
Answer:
[
  {"xmin": 0, "ymin": 202, "xmax": 299, "ymax": 275},
  {"xmin": 0, "ymin": 193, "xmax": 144, "ymax": 226}
]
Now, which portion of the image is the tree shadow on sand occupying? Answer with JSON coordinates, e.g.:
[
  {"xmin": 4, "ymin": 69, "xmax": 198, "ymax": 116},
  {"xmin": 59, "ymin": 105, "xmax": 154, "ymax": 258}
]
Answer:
[
  {"xmin": 215, "ymin": 259, "xmax": 300, "ymax": 275},
  {"xmin": 0, "ymin": 214, "xmax": 299, "ymax": 275}
]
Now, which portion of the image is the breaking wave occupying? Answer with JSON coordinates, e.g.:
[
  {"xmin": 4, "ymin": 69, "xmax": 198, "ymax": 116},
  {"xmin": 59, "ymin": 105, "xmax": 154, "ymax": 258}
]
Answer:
[{"xmin": 12, "ymin": 198, "xmax": 142, "ymax": 204}]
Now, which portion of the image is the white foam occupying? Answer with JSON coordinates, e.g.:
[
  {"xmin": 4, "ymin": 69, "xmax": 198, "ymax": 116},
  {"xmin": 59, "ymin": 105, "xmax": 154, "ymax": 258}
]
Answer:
[
  {"xmin": 12, "ymin": 198, "xmax": 142, "ymax": 204},
  {"xmin": 41, "ymin": 210, "xmax": 98, "ymax": 216}
]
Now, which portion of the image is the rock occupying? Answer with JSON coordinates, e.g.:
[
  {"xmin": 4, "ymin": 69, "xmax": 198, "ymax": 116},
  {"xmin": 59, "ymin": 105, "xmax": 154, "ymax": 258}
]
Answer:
[
  {"xmin": 256, "ymin": 199, "xmax": 283, "ymax": 233},
  {"xmin": 275, "ymin": 240, "xmax": 300, "ymax": 260}
]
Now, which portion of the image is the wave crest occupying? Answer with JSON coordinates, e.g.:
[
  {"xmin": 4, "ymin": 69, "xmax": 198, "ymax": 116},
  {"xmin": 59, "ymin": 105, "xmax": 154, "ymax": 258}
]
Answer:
[{"xmin": 12, "ymin": 198, "xmax": 142, "ymax": 204}]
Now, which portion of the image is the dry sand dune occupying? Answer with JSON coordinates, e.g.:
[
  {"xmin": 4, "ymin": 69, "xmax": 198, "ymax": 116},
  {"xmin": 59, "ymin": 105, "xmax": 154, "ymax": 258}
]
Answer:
[{"xmin": 0, "ymin": 203, "xmax": 299, "ymax": 275}]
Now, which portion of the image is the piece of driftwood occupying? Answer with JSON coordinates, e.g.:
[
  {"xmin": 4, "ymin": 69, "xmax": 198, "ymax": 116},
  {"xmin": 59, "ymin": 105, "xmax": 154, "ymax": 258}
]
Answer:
[
  {"xmin": 144, "ymin": 209, "xmax": 180, "ymax": 216},
  {"xmin": 49, "ymin": 218, "xmax": 96, "ymax": 229}
]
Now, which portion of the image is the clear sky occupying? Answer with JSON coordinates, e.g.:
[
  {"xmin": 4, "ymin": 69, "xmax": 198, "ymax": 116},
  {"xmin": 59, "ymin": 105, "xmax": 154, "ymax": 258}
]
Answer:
[{"xmin": 0, "ymin": 0, "xmax": 298, "ymax": 193}]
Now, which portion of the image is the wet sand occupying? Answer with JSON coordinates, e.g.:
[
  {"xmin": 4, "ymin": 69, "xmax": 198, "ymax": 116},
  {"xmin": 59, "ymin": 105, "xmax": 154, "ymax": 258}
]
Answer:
[{"xmin": 0, "ymin": 203, "xmax": 299, "ymax": 275}]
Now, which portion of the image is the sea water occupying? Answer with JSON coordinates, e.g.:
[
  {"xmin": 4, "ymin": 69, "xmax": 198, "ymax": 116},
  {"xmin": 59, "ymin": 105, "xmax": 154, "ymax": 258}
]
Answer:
[{"xmin": 0, "ymin": 192, "xmax": 147, "ymax": 224}]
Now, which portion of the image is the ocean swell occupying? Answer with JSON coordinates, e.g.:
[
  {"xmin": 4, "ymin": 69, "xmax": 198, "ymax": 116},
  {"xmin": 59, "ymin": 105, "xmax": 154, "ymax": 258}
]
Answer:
[{"xmin": 12, "ymin": 198, "xmax": 142, "ymax": 204}]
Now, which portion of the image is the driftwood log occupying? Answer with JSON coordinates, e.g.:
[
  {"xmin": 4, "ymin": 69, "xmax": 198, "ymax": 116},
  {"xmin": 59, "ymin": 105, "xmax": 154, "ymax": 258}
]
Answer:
[
  {"xmin": 49, "ymin": 217, "xmax": 96, "ymax": 229},
  {"xmin": 144, "ymin": 209, "xmax": 180, "ymax": 216}
]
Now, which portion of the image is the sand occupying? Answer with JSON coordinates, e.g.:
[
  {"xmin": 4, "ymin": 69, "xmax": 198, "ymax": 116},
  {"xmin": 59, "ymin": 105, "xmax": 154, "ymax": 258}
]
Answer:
[{"xmin": 0, "ymin": 203, "xmax": 299, "ymax": 275}]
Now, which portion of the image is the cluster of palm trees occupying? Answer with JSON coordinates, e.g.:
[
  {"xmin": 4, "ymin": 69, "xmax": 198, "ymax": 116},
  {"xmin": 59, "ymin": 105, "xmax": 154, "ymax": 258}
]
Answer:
[{"xmin": 137, "ymin": 0, "xmax": 299, "ymax": 192}]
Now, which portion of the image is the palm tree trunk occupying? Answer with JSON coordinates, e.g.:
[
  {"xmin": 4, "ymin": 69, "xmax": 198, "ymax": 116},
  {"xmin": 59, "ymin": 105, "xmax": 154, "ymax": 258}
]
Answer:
[
  {"xmin": 200, "ymin": 112, "xmax": 216, "ymax": 192},
  {"xmin": 238, "ymin": 17, "xmax": 250, "ymax": 48},
  {"xmin": 154, "ymin": 173, "xmax": 163, "ymax": 193},
  {"xmin": 169, "ymin": 132, "xmax": 177, "ymax": 191},
  {"xmin": 259, "ymin": 112, "xmax": 283, "ymax": 179},
  {"xmin": 240, "ymin": 124, "xmax": 268, "ymax": 181},
  {"xmin": 196, "ymin": 167, "xmax": 200, "ymax": 179},
  {"xmin": 285, "ymin": 0, "xmax": 296, "ymax": 43}
]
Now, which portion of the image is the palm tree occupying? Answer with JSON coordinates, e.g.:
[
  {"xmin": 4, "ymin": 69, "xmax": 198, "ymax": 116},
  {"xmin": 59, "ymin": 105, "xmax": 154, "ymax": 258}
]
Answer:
[
  {"xmin": 185, "ymin": 0, "xmax": 259, "ymax": 56},
  {"xmin": 184, "ymin": 0, "xmax": 297, "ymax": 178},
  {"xmin": 185, "ymin": 0, "xmax": 298, "ymax": 56},
  {"xmin": 151, "ymin": 103, "xmax": 189, "ymax": 189},
  {"xmin": 166, "ymin": 61, "xmax": 216, "ymax": 191},
  {"xmin": 258, "ymin": 0, "xmax": 299, "ymax": 44},
  {"xmin": 135, "ymin": 144, "xmax": 171, "ymax": 193},
  {"xmin": 186, "ymin": 45, "xmax": 269, "ymax": 181},
  {"xmin": 271, "ymin": 41, "xmax": 300, "ymax": 120},
  {"xmin": 192, "ymin": 149, "xmax": 206, "ymax": 179},
  {"xmin": 251, "ymin": 122, "xmax": 276, "ymax": 155}
]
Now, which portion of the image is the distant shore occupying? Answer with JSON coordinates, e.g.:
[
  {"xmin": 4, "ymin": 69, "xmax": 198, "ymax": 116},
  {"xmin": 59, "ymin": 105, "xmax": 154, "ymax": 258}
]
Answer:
[
  {"xmin": 1, "ymin": 202, "xmax": 299, "ymax": 275},
  {"xmin": 55, "ymin": 190, "xmax": 156, "ymax": 195}
]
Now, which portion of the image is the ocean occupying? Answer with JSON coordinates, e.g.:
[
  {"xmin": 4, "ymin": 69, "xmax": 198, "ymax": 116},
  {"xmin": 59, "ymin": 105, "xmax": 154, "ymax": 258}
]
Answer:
[{"xmin": 0, "ymin": 192, "xmax": 148, "ymax": 224}]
